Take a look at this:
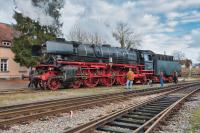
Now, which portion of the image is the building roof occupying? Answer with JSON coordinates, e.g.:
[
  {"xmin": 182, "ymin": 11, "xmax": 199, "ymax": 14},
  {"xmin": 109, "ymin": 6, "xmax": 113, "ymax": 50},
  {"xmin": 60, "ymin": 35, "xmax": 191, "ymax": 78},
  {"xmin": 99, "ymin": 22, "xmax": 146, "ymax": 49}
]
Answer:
[{"xmin": 0, "ymin": 22, "xmax": 14, "ymax": 42}]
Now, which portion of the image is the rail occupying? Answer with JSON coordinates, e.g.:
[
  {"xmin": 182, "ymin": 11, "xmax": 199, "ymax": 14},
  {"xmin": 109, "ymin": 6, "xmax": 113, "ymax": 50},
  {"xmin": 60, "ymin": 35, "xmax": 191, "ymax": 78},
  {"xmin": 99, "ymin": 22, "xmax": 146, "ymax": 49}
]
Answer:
[
  {"xmin": 0, "ymin": 82, "xmax": 195, "ymax": 127},
  {"xmin": 63, "ymin": 82, "xmax": 199, "ymax": 133}
]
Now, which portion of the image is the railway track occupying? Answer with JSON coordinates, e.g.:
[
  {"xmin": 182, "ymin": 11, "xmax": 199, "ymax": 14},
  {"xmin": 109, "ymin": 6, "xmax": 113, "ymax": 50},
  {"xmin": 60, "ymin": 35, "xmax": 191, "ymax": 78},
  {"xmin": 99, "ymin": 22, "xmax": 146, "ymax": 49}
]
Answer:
[
  {"xmin": 64, "ymin": 82, "xmax": 200, "ymax": 133},
  {"xmin": 0, "ymin": 81, "xmax": 193, "ymax": 95},
  {"xmin": 0, "ymin": 82, "xmax": 197, "ymax": 129},
  {"xmin": 0, "ymin": 88, "xmax": 42, "ymax": 95}
]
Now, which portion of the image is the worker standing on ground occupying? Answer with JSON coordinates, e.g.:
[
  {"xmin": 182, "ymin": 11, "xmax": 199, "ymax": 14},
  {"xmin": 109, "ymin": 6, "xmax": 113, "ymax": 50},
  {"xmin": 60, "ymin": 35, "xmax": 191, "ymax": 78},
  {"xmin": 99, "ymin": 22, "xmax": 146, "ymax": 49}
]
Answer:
[
  {"xmin": 28, "ymin": 67, "xmax": 35, "ymax": 88},
  {"xmin": 126, "ymin": 68, "xmax": 134, "ymax": 89},
  {"xmin": 173, "ymin": 71, "xmax": 178, "ymax": 84},
  {"xmin": 160, "ymin": 71, "xmax": 164, "ymax": 87}
]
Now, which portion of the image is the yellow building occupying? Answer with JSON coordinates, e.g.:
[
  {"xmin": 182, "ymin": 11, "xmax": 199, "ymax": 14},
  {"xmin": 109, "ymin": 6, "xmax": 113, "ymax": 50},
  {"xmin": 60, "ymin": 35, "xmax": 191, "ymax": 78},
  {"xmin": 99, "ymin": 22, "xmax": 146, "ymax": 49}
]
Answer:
[{"xmin": 0, "ymin": 23, "xmax": 28, "ymax": 79}]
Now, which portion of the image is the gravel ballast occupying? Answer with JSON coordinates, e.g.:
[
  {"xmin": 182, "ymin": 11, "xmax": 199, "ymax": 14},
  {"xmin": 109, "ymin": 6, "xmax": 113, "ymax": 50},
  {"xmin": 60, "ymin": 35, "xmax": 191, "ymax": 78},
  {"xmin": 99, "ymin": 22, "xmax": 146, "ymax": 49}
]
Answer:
[
  {"xmin": 155, "ymin": 92, "xmax": 200, "ymax": 133},
  {"xmin": 0, "ymin": 93, "xmax": 162, "ymax": 133},
  {"xmin": 1, "ymin": 89, "xmax": 200, "ymax": 133}
]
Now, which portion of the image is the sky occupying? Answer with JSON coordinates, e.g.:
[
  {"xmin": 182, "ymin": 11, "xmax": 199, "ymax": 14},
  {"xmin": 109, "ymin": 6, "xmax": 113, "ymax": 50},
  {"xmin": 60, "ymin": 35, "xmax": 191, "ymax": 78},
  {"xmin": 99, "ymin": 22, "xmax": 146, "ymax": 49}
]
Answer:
[{"xmin": 0, "ymin": 0, "xmax": 200, "ymax": 63}]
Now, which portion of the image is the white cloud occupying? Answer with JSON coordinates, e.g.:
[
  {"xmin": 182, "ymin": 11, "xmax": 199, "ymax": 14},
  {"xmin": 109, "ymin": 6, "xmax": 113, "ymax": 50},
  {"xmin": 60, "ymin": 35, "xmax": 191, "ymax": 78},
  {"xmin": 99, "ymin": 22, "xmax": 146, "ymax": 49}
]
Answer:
[
  {"xmin": 167, "ymin": 21, "xmax": 178, "ymax": 27},
  {"xmin": 15, "ymin": 0, "xmax": 55, "ymax": 25},
  {"xmin": 141, "ymin": 30, "xmax": 200, "ymax": 63},
  {"xmin": 167, "ymin": 10, "xmax": 200, "ymax": 24},
  {"xmin": 0, "ymin": 0, "xmax": 200, "ymax": 63},
  {"xmin": 167, "ymin": 12, "xmax": 183, "ymax": 20},
  {"xmin": 180, "ymin": 11, "xmax": 200, "ymax": 23},
  {"xmin": 0, "ymin": 0, "xmax": 15, "ymax": 24},
  {"xmin": 60, "ymin": 1, "xmax": 84, "ymax": 38},
  {"xmin": 188, "ymin": 29, "xmax": 200, "ymax": 48}
]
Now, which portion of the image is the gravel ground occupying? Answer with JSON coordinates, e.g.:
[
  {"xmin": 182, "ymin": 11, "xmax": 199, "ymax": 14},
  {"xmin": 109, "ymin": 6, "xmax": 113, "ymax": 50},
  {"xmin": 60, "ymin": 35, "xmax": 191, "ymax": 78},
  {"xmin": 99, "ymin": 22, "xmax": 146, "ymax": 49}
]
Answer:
[
  {"xmin": 0, "ymin": 93, "xmax": 164, "ymax": 133},
  {"xmin": 0, "ymin": 80, "xmax": 29, "ymax": 90},
  {"xmin": 155, "ymin": 91, "xmax": 200, "ymax": 133}
]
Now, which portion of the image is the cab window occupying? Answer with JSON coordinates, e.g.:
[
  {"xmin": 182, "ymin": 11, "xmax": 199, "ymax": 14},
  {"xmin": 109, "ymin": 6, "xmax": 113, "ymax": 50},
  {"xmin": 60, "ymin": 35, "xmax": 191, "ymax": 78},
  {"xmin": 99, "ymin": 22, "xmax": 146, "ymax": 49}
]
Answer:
[
  {"xmin": 144, "ymin": 54, "xmax": 148, "ymax": 61},
  {"xmin": 148, "ymin": 55, "xmax": 152, "ymax": 61},
  {"xmin": 144, "ymin": 54, "xmax": 152, "ymax": 61}
]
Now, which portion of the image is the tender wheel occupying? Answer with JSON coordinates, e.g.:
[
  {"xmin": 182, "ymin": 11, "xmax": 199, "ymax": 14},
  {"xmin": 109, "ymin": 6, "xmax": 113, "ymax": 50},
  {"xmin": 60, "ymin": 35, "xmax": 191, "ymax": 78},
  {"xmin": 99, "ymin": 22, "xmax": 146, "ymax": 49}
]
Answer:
[{"xmin": 47, "ymin": 78, "xmax": 61, "ymax": 91}]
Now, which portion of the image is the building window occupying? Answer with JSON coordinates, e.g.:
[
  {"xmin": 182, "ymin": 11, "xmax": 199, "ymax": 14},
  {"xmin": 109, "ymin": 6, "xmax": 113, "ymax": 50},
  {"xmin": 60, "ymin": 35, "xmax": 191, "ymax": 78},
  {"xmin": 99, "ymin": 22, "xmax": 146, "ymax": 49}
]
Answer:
[
  {"xmin": 0, "ymin": 59, "xmax": 8, "ymax": 72},
  {"xmin": 2, "ymin": 41, "xmax": 11, "ymax": 47}
]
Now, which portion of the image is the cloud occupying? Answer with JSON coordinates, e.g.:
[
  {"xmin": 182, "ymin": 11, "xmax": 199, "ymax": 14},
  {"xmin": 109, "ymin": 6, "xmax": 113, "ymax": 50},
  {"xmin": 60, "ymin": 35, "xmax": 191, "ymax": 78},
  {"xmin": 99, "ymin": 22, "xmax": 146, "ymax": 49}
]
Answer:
[
  {"xmin": 0, "ymin": 0, "xmax": 15, "ymax": 24},
  {"xmin": 60, "ymin": 0, "xmax": 84, "ymax": 36},
  {"xmin": 187, "ymin": 29, "xmax": 200, "ymax": 48},
  {"xmin": 167, "ymin": 10, "xmax": 200, "ymax": 24},
  {"xmin": 141, "ymin": 30, "xmax": 200, "ymax": 63},
  {"xmin": 0, "ymin": 0, "xmax": 200, "ymax": 63},
  {"xmin": 61, "ymin": 0, "xmax": 137, "ymax": 44},
  {"xmin": 15, "ymin": 0, "xmax": 55, "ymax": 25},
  {"xmin": 179, "ymin": 11, "xmax": 200, "ymax": 23}
]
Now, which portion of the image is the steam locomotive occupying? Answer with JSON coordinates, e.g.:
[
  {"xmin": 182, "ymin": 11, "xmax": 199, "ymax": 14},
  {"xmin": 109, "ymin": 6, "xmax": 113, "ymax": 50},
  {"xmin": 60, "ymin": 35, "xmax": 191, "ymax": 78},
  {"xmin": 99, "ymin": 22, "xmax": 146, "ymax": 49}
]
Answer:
[{"xmin": 32, "ymin": 39, "xmax": 181, "ymax": 90}]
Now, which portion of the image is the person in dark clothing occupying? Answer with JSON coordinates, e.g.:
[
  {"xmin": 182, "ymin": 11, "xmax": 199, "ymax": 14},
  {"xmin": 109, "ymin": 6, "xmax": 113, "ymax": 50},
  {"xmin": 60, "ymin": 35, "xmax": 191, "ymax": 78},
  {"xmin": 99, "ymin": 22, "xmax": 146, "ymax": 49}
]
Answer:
[
  {"xmin": 28, "ymin": 67, "xmax": 36, "ymax": 88},
  {"xmin": 173, "ymin": 71, "xmax": 178, "ymax": 84}
]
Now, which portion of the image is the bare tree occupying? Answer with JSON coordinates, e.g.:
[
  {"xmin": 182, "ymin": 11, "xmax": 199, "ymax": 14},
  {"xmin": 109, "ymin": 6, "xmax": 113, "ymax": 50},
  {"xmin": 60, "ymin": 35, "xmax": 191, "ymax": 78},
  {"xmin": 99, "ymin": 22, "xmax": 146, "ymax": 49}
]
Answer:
[
  {"xmin": 172, "ymin": 50, "xmax": 186, "ymax": 60},
  {"xmin": 113, "ymin": 22, "xmax": 141, "ymax": 49},
  {"xmin": 172, "ymin": 51, "xmax": 192, "ymax": 69},
  {"xmin": 68, "ymin": 23, "xmax": 104, "ymax": 45},
  {"xmin": 86, "ymin": 32, "xmax": 104, "ymax": 45},
  {"xmin": 68, "ymin": 23, "xmax": 86, "ymax": 42},
  {"xmin": 185, "ymin": 59, "xmax": 192, "ymax": 68}
]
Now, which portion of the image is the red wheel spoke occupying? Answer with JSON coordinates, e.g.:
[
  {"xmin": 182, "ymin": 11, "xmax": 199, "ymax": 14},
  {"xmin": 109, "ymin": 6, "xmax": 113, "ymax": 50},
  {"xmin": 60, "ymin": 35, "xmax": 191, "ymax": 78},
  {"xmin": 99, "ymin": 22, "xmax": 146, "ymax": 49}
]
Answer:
[
  {"xmin": 47, "ymin": 78, "xmax": 61, "ymax": 91},
  {"xmin": 71, "ymin": 80, "xmax": 82, "ymax": 89},
  {"xmin": 71, "ymin": 69, "xmax": 82, "ymax": 89},
  {"xmin": 83, "ymin": 69, "xmax": 99, "ymax": 88},
  {"xmin": 116, "ymin": 70, "xmax": 126, "ymax": 85},
  {"xmin": 100, "ymin": 69, "xmax": 116, "ymax": 87}
]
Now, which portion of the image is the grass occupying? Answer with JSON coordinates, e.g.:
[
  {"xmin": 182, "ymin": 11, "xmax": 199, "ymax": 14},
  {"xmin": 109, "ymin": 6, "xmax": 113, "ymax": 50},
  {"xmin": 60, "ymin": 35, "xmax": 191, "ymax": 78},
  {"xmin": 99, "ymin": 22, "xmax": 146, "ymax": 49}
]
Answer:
[
  {"xmin": 0, "ymin": 92, "xmax": 62, "ymax": 106},
  {"xmin": 187, "ymin": 107, "xmax": 200, "ymax": 132},
  {"xmin": 0, "ymin": 87, "xmax": 123, "ymax": 106}
]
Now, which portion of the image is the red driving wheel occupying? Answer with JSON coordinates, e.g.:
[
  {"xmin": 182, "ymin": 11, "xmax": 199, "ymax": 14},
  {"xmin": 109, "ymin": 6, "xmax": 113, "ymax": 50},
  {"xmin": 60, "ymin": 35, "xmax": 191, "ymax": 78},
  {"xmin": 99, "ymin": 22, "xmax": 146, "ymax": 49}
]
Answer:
[
  {"xmin": 83, "ymin": 69, "xmax": 99, "ymax": 88},
  {"xmin": 100, "ymin": 69, "xmax": 116, "ymax": 87},
  {"xmin": 71, "ymin": 69, "xmax": 82, "ymax": 89},
  {"xmin": 47, "ymin": 78, "xmax": 61, "ymax": 91},
  {"xmin": 116, "ymin": 70, "xmax": 126, "ymax": 85},
  {"xmin": 71, "ymin": 80, "xmax": 82, "ymax": 89}
]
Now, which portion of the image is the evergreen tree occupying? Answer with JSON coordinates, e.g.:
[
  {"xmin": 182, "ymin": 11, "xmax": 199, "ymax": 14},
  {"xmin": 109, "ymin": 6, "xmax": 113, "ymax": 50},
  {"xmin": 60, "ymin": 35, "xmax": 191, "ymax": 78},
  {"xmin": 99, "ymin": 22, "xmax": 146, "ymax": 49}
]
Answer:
[
  {"xmin": 12, "ymin": 12, "xmax": 56, "ymax": 67},
  {"xmin": 12, "ymin": 0, "xmax": 64, "ymax": 67}
]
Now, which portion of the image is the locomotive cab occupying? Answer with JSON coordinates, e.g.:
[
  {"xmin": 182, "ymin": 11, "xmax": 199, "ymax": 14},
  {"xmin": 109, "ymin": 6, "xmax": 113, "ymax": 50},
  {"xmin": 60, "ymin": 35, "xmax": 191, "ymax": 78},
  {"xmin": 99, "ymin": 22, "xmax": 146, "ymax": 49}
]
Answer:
[{"xmin": 138, "ymin": 50, "xmax": 154, "ymax": 70}]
